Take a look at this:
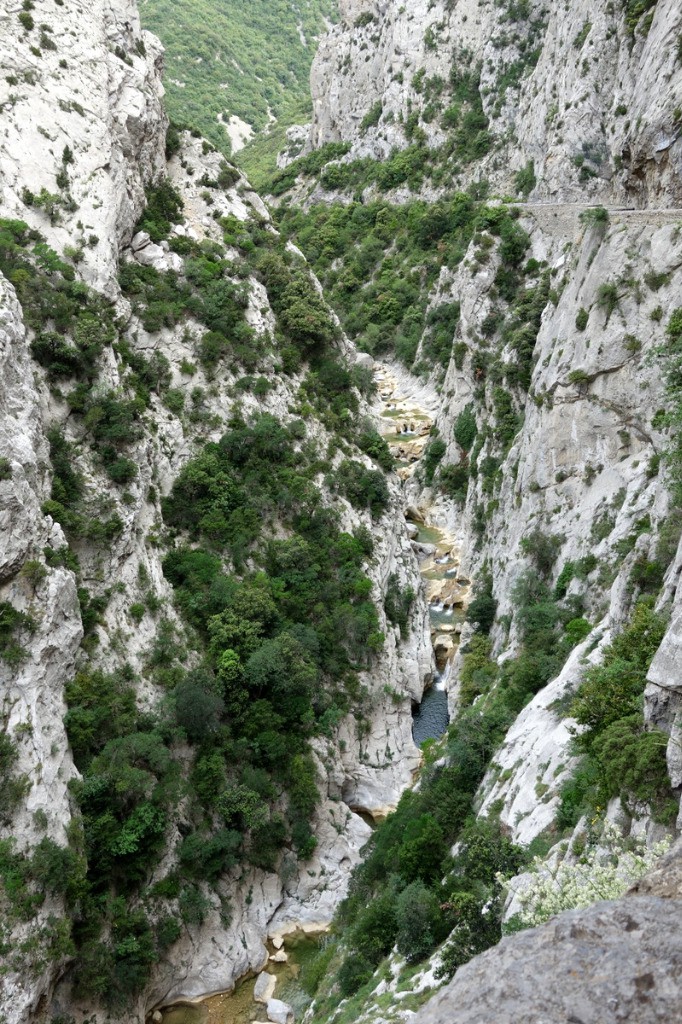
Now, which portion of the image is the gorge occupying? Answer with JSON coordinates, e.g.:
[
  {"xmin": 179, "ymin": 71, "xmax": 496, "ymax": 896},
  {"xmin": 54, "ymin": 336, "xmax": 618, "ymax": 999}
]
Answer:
[{"xmin": 1, "ymin": 1, "xmax": 682, "ymax": 1023}]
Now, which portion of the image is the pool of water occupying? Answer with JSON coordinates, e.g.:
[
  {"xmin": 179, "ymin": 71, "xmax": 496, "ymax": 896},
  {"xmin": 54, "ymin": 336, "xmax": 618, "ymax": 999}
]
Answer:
[
  {"xmin": 161, "ymin": 937, "xmax": 322, "ymax": 1024},
  {"xmin": 415, "ymin": 523, "xmax": 449, "ymax": 547},
  {"xmin": 412, "ymin": 678, "xmax": 450, "ymax": 746},
  {"xmin": 429, "ymin": 604, "xmax": 465, "ymax": 629}
]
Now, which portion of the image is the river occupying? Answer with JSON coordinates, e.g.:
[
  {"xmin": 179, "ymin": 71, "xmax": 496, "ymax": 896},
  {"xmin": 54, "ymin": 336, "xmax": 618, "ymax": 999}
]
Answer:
[{"xmin": 374, "ymin": 363, "xmax": 469, "ymax": 746}]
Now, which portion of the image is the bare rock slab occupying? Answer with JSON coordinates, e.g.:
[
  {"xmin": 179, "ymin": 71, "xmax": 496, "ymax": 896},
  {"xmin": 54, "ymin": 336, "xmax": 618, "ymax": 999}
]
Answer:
[
  {"xmin": 266, "ymin": 998, "xmax": 294, "ymax": 1024},
  {"xmin": 253, "ymin": 972, "xmax": 276, "ymax": 1004},
  {"xmin": 414, "ymin": 895, "xmax": 682, "ymax": 1024}
]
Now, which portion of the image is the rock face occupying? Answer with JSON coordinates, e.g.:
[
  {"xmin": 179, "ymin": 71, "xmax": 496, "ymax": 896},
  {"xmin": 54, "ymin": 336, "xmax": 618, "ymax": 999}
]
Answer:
[
  {"xmin": 645, "ymin": 535, "xmax": 682, "ymax": 814},
  {"xmin": 415, "ymin": 897, "xmax": 682, "ymax": 1023},
  {"xmin": 0, "ymin": 274, "xmax": 83, "ymax": 1024},
  {"xmin": 414, "ymin": 841, "xmax": 682, "ymax": 1024},
  {"xmin": 0, "ymin": 0, "xmax": 166, "ymax": 293},
  {"xmin": 310, "ymin": 0, "xmax": 682, "ymax": 204},
  {"xmin": 0, "ymin": 5, "xmax": 434, "ymax": 1022},
  {"xmin": 424, "ymin": 206, "xmax": 682, "ymax": 844}
]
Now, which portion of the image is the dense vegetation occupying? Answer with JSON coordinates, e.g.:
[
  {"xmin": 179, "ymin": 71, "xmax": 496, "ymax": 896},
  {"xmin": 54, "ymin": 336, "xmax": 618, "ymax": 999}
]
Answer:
[
  {"xmin": 1, "ymin": 3, "xmax": 679, "ymax": 1008},
  {"xmin": 276, "ymin": 193, "xmax": 537, "ymax": 377},
  {"xmin": 139, "ymin": 0, "xmax": 335, "ymax": 180},
  {"xmin": 561, "ymin": 600, "xmax": 674, "ymax": 829},
  {"xmin": 0, "ymin": 158, "xmax": 404, "ymax": 1007},
  {"xmin": 300, "ymin": 502, "xmax": 675, "ymax": 1013}
]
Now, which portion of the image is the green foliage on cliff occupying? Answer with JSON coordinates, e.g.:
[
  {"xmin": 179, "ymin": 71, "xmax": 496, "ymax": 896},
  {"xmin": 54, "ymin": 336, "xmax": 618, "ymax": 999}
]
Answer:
[
  {"xmin": 621, "ymin": 0, "xmax": 659, "ymax": 34},
  {"xmin": 560, "ymin": 600, "xmax": 674, "ymax": 827},
  {"xmin": 139, "ymin": 0, "xmax": 336, "ymax": 170},
  {"xmin": 276, "ymin": 193, "xmax": 531, "ymax": 373}
]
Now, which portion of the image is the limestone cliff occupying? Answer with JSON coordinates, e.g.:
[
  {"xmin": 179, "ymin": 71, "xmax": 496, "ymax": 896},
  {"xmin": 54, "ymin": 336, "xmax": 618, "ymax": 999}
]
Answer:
[
  {"xmin": 0, "ymin": 3, "xmax": 433, "ymax": 1020},
  {"xmin": 4, "ymin": 0, "xmax": 682, "ymax": 1020},
  {"xmin": 310, "ymin": 0, "xmax": 682, "ymax": 204},
  {"xmin": 433, "ymin": 206, "xmax": 682, "ymax": 845},
  {"xmin": 0, "ymin": 0, "xmax": 167, "ymax": 293},
  {"xmin": 303, "ymin": 0, "xmax": 682, "ymax": 847}
]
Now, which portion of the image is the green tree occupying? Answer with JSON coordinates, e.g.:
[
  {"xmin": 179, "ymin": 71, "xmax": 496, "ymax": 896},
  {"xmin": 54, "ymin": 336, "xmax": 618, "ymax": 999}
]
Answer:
[{"xmin": 395, "ymin": 879, "xmax": 441, "ymax": 962}]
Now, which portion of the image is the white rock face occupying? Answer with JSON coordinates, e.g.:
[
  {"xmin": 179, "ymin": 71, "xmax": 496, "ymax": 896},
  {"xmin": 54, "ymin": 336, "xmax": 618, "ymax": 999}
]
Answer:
[
  {"xmin": 646, "ymin": 535, "xmax": 682, "ymax": 806},
  {"xmin": 0, "ymin": 0, "xmax": 167, "ymax": 294},
  {"xmin": 424, "ymin": 208, "xmax": 682, "ymax": 842},
  {"xmin": 266, "ymin": 998, "xmax": 294, "ymax": 1024},
  {"xmin": 253, "ymin": 972, "xmax": 277, "ymax": 1004},
  {"xmin": 475, "ymin": 638, "xmax": 589, "ymax": 845},
  {"xmin": 0, "ymin": 275, "xmax": 83, "ymax": 1024},
  {"xmin": 309, "ymin": 0, "xmax": 682, "ymax": 204}
]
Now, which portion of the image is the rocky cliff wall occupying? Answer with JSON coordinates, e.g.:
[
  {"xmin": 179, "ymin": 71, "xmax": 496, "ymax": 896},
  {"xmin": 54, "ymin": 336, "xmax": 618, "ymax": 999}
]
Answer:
[
  {"xmin": 0, "ymin": 0, "xmax": 167, "ymax": 293},
  {"xmin": 421, "ymin": 206, "xmax": 681, "ymax": 844},
  {"xmin": 310, "ymin": 0, "xmax": 682, "ymax": 205},
  {"xmin": 0, "ymin": 4, "xmax": 434, "ymax": 1020},
  {"xmin": 302, "ymin": 0, "xmax": 682, "ymax": 926}
]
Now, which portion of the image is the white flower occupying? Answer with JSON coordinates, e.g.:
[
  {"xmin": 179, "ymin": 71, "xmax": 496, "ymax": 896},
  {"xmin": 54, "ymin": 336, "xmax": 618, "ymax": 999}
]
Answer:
[{"xmin": 500, "ymin": 821, "xmax": 672, "ymax": 928}]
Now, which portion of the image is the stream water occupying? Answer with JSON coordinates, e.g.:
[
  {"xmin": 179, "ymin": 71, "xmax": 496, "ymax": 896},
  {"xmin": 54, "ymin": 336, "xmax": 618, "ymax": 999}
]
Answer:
[
  {"xmin": 411, "ymin": 670, "xmax": 450, "ymax": 746},
  {"xmin": 375, "ymin": 364, "xmax": 469, "ymax": 747},
  {"xmin": 160, "ymin": 936, "xmax": 321, "ymax": 1024}
]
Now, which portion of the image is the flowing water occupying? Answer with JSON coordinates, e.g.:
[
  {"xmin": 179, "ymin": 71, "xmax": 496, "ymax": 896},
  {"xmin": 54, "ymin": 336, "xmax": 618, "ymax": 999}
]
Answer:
[{"xmin": 375, "ymin": 364, "xmax": 470, "ymax": 747}]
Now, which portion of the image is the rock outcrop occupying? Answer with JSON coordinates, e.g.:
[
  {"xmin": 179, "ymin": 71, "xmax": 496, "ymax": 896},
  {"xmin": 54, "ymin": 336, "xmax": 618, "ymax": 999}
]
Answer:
[
  {"xmin": 310, "ymin": 0, "xmax": 682, "ymax": 204},
  {"xmin": 0, "ymin": 0, "xmax": 166, "ymax": 293},
  {"xmin": 414, "ymin": 841, "xmax": 682, "ymax": 1024}
]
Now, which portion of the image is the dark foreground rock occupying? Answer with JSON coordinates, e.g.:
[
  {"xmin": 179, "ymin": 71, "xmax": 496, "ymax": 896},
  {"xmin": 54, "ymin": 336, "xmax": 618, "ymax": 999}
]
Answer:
[{"xmin": 415, "ymin": 858, "xmax": 682, "ymax": 1024}]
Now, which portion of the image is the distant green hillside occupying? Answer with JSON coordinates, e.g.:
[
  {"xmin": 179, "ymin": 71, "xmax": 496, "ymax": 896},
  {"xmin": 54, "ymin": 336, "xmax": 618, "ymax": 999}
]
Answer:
[{"xmin": 139, "ymin": 0, "xmax": 336, "ymax": 180}]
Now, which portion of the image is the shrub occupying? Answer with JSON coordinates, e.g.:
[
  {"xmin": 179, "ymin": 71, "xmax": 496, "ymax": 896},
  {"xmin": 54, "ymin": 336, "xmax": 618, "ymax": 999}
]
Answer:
[
  {"xmin": 593, "ymin": 716, "xmax": 671, "ymax": 808},
  {"xmin": 454, "ymin": 406, "xmax": 477, "ymax": 451},
  {"xmin": 137, "ymin": 179, "xmax": 184, "ymax": 242},
  {"xmin": 422, "ymin": 437, "xmax": 446, "ymax": 485},
  {"xmin": 338, "ymin": 953, "xmax": 373, "ymax": 996},
  {"xmin": 0, "ymin": 733, "xmax": 30, "ymax": 824},
  {"xmin": 357, "ymin": 428, "xmax": 394, "ymax": 472},
  {"xmin": 0, "ymin": 601, "xmax": 35, "ymax": 665},
  {"xmin": 514, "ymin": 162, "xmax": 536, "ymax": 197},
  {"xmin": 459, "ymin": 635, "xmax": 496, "ymax": 705},
  {"xmin": 64, "ymin": 667, "xmax": 139, "ymax": 767},
  {"xmin": 395, "ymin": 880, "xmax": 441, "ymax": 962},
  {"xmin": 596, "ymin": 282, "xmax": 620, "ymax": 323},
  {"xmin": 351, "ymin": 890, "xmax": 397, "ymax": 964},
  {"xmin": 572, "ymin": 601, "xmax": 666, "ymax": 743},
  {"xmin": 511, "ymin": 822, "xmax": 671, "ymax": 928},
  {"xmin": 575, "ymin": 307, "xmax": 589, "ymax": 331},
  {"xmin": 129, "ymin": 603, "xmax": 145, "ymax": 624},
  {"xmin": 466, "ymin": 574, "xmax": 497, "ymax": 634},
  {"xmin": 519, "ymin": 528, "xmax": 565, "ymax": 577},
  {"xmin": 163, "ymin": 388, "xmax": 185, "ymax": 414},
  {"xmin": 333, "ymin": 459, "xmax": 390, "ymax": 519},
  {"xmin": 174, "ymin": 671, "xmax": 225, "ymax": 743},
  {"xmin": 360, "ymin": 101, "xmax": 383, "ymax": 134},
  {"xmin": 580, "ymin": 205, "xmax": 609, "ymax": 227},
  {"xmin": 384, "ymin": 574, "xmax": 414, "ymax": 640},
  {"xmin": 439, "ymin": 461, "xmax": 469, "ymax": 503}
]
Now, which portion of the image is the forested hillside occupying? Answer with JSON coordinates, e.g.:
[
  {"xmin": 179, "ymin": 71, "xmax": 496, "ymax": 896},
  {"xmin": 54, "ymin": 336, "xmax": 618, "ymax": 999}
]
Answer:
[{"xmin": 139, "ymin": 0, "xmax": 336, "ymax": 176}]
